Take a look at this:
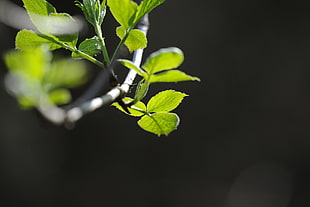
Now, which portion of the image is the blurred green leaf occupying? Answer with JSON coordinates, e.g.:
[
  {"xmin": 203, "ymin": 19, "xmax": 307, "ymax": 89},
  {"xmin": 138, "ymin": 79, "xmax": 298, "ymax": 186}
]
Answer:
[
  {"xmin": 149, "ymin": 70, "xmax": 200, "ymax": 83},
  {"xmin": 16, "ymin": 30, "xmax": 62, "ymax": 51},
  {"xmin": 4, "ymin": 45, "xmax": 88, "ymax": 109},
  {"xmin": 48, "ymin": 89, "xmax": 71, "ymax": 105},
  {"xmin": 45, "ymin": 59, "xmax": 89, "ymax": 90},
  {"xmin": 142, "ymin": 47, "xmax": 184, "ymax": 74},
  {"xmin": 4, "ymin": 46, "xmax": 52, "ymax": 108},
  {"xmin": 22, "ymin": 0, "xmax": 57, "ymax": 31},
  {"xmin": 4, "ymin": 45, "xmax": 51, "ymax": 79},
  {"xmin": 138, "ymin": 112, "xmax": 179, "ymax": 136},
  {"xmin": 147, "ymin": 90, "xmax": 188, "ymax": 113},
  {"xmin": 43, "ymin": 13, "xmax": 79, "ymax": 46}
]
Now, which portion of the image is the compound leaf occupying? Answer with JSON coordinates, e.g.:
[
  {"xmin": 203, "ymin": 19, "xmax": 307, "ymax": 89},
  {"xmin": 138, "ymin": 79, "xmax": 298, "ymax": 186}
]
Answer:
[
  {"xmin": 142, "ymin": 47, "xmax": 184, "ymax": 74},
  {"xmin": 138, "ymin": 112, "xmax": 179, "ymax": 136},
  {"xmin": 147, "ymin": 90, "xmax": 187, "ymax": 113},
  {"xmin": 16, "ymin": 30, "xmax": 62, "ymax": 51},
  {"xmin": 107, "ymin": 0, "xmax": 137, "ymax": 28},
  {"xmin": 149, "ymin": 70, "xmax": 200, "ymax": 83},
  {"xmin": 116, "ymin": 26, "xmax": 147, "ymax": 52}
]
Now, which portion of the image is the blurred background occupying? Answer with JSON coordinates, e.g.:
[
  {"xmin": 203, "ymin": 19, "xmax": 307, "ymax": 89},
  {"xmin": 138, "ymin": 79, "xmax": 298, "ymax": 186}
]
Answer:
[{"xmin": 1, "ymin": 0, "xmax": 310, "ymax": 206}]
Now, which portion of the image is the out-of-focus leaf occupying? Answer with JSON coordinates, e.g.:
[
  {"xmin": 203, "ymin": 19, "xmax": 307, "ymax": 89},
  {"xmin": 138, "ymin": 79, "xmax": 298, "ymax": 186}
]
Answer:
[
  {"xmin": 48, "ymin": 89, "xmax": 71, "ymax": 105},
  {"xmin": 22, "ymin": 0, "xmax": 57, "ymax": 31},
  {"xmin": 45, "ymin": 59, "xmax": 89, "ymax": 90}
]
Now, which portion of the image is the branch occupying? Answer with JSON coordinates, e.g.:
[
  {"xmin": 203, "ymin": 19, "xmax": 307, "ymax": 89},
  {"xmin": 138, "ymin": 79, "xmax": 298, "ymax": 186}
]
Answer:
[
  {"xmin": 66, "ymin": 14, "xmax": 149, "ymax": 124},
  {"xmin": 38, "ymin": 14, "xmax": 150, "ymax": 126}
]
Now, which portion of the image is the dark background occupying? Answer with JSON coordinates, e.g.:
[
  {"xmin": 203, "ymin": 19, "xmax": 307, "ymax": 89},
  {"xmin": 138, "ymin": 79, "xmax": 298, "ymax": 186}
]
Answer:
[{"xmin": 1, "ymin": 0, "xmax": 310, "ymax": 206}]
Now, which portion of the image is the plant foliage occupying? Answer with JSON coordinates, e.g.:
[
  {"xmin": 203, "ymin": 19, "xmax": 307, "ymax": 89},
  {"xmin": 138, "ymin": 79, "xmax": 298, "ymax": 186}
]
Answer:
[{"xmin": 3, "ymin": 0, "xmax": 200, "ymax": 136}]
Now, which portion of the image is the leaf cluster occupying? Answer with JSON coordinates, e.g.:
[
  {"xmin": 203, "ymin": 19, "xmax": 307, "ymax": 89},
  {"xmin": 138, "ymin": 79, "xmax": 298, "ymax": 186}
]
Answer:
[
  {"xmin": 113, "ymin": 90, "xmax": 187, "ymax": 136},
  {"xmin": 3, "ymin": 0, "xmax": 200, "ymax": 136},
  {"xmin": 5, "ymin": 45, "xmax": 87, "ymax": 109}
]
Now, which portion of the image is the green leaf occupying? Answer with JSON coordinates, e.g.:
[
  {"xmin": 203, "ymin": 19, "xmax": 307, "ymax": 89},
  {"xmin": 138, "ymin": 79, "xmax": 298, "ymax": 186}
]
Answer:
[
  {"xmin": 116, "ymin": 26, "xmax": 147, "ymax": 52},
  {"xmin": 147, "ymin": 90, "xmax": 187, "ymax": 113},
  {"xmin": 43, "ymin": 13, "xmax": 79, "ymax": 46},
  {"xmin": 44, "ymin": 59, "xmax": 89, "ymax": 90},
  {"xmin": 118, "ymin": 59, "xmax": 146, "ymax": 77},
  {"xmin": 4, "ymin": 46, "xmax": 52, "ymax": 108},
  {"xmin": 138, "ymin": 112, "xmax": 180, "ymax": 136},
  {"xmin": 16, "ymin": 30, "xmax": 62, "ymax": 51},
  {"xmin": 134, "ymin": 0, "xmax": 165, "ymax": 24},
  {"xmin": 22, "ymin": 0, "xmax": 57, "ymax": 33},
  {"xmin": 22, "ymin": 0, "xmax": 56, "ymax": 22},
  {"xmin": 134, "ymin": 79, "xmax": 149, "ymax": 103},
  {"xmin": 48, "ymin": 89, "xmax": 71, "ymax": 105},
  {"xmin": 149, "ymin": 70, "xmax": 200, "ymax": 83},
  {"xmin": 76, "ymin": 0, "xmax": 106, "ymax": 26},
  {"xmin": 72, "ymin": 36, "xmax": 101, "ymax": 59},
  {"xmin": 142, "ymin": 47, "xmax": 184, "ymax": 74},
  {"xmin": 107, "ymin": 0, "xmax": 137, "ymax": 28},
  {"xmin": 4, "ymin": 45, "xmax": 51, "ymax": 80},
  {"xmin": 112, "ymin": 97, "xmax": 146, "ymax": 117}
]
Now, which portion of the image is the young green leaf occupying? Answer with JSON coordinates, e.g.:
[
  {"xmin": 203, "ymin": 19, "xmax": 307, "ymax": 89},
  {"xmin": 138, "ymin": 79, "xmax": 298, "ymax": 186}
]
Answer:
[
  {"xmin": 147, "ymin": 90, "xmax": 188, "ymax": 113},
  {"xmin": 107, "ymin": 0, "xmax": 137, "ymax": 28},
  {"xmin": 138, "ymin": 112, "xmax": 180, "ymax": 136},
  {"xmin": 112, "ymin": 97, "xmax": 146, "ymax": 117},
  {"xmin": 4, "ymin": 45, "xmax": 51, "ymax": 79},
  {"xmin": 149, "ymin": 70, "xmax": 200, "ymax": 83},
  {"xmin": 48, "ymin": 89, "xmax": 71, "ymax": 105},
  {"xmin": 22, "ymin": 0, "xmax": 57, "ymax": 27},
  {"xmin": 4, "ymin": 46, "xmax": 52, "ymax": 108},
  {"xmin": 118, "ymin": 59, "xmax": 146, "ymax": 77},
  {"xmin": 134, "ymin": 0, "xmax": 165, "ymax": 24},
  {"xmin": 44, "ymin": 59, "xmax": 89, "ymax": 90},
  {"xmin": 134, "ymin": 79, "xmax": 149, "ymax": 104},
  {"xmin": 4, "ymin": 45, "xmax": 89, "ymax": 108},
  {"xmin": 16, "ymin": 30, "xmax": 62, "ymax": 51},
  {"xmin": 43, "ymin": 13, "xmax": 79, "ymax": 46},
  {"xmin": 72, "ymin": 36, "xmax": 101, "ymax": 59},
  {"xmin": 76, "ymin": 0, "xmax": 106, "ymax": 26},
  {"xmin": 142, "ymin": 47, "xmax": 184, "ymax": 74},
  {"xmin": 116, "ymin": 26, "xmax": 147, "ymax": 52}
]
